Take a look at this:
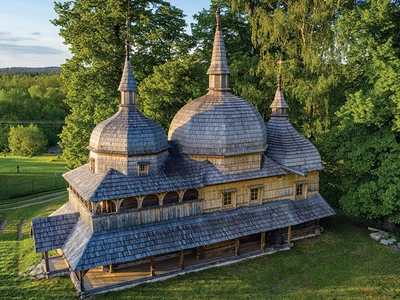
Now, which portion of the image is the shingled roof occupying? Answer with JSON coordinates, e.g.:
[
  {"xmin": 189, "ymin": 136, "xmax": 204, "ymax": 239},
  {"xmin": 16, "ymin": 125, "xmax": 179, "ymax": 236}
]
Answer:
[
  {"xmin": 64, "ymin": 141, "xmax": 285, "ymax": 202},
  {"xmin": 34, "ymin": 193, "xmax": 333, "ymax": 271},
  {"xmin": 32, "ymin": 203, "xmax": 79, "ymax": 253},
  {"xmin": 266, "ymin": 75, "xmax": 324, "ymax": 173}
]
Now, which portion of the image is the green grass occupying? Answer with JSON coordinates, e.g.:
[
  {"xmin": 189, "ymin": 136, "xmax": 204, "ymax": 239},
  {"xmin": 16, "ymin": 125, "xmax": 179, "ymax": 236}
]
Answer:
[
  {"xmin": 0, "ymin": 192, "xmax": 76, "ymax": 299},
  {"xmin": 0, "ymin": 193, "xmax": 399, "ymax": 299},
  {"xmin": 0, "ymin": 154, "xmax": 68, "ymax": 199},
  {"xmin": 95, "ymin": 215, "xmax": 400, "ymax": 300}
]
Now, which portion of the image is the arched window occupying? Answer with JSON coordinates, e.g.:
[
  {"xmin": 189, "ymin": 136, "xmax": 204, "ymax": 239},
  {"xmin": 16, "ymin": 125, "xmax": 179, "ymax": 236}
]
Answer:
[
  {"xmin": 120, "ymin": 197, "xmax": 138, "ymax": 211},
  {"xmin": 183, "ymin": 189, "xmax": 198, "ymax": 201},
  {"xmin": 95, "ymin": 200, "xmax": 116, "ymax": 214},
  {"xmin": 142, "ymin": 194, "xmax": 159, "ymax": 208},
  {"xmin": 163, "ymin": 191, "xmax": 179, "ymax": 205}
]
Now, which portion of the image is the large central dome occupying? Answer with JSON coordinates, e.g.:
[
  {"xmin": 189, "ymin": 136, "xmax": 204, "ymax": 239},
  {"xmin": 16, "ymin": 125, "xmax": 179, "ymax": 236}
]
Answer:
[
  {"xmin": 168, "ymin": 91, "xmax": 267, "ymax": 156},
  {"xmin": 168, "ymin": 8, "xmax": 266, "ymax": 157}
]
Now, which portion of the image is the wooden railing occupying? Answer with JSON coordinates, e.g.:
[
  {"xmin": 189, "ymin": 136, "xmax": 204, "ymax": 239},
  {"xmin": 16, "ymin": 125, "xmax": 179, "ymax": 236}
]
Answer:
[{"xmin": 92, "ymin": 200, "xmax": 203, "ymax": 232}]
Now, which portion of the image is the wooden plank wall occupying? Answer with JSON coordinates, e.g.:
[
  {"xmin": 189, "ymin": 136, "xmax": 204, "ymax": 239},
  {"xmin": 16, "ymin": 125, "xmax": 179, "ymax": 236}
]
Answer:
[{"xmin": 92, "ymin": 200, "xmax": 203, "ymax": 232}]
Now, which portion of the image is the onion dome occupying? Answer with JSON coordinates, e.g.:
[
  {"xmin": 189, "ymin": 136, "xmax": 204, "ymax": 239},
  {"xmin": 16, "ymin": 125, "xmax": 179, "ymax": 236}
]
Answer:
[
  {"xmin": 168, "ymin": 8, "xmax": 267, "ymax": 156},
  {"xmin": 88, "ymin": 38, "xmax": 169, "ymax": 157},
  {"xmin": 266, "ymin": 74, "xmax": 323, "ymax": 172}
]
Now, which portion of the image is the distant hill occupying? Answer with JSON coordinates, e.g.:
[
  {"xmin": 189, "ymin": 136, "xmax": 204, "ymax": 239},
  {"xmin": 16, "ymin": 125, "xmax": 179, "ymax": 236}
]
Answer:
[{"xmin": 0, "ymin": 67, "xmax": 61, "ymax": 76}]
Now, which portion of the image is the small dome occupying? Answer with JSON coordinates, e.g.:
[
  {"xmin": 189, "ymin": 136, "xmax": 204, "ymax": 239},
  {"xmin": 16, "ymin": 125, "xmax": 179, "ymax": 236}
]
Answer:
[
  {"xmin": 168, "ymin": 91, "xmax": 267, "ymax": 156},
  {"xmin": 266, "ymin": 73, "xmax": 323, "ymax": 172},
  {"xmin": 89, "ymin": 106, "xmax": 169, "ymax": 155},
  {"xmin": 266, "ymin": 118, "xmax": 323, "ymax": 172}
]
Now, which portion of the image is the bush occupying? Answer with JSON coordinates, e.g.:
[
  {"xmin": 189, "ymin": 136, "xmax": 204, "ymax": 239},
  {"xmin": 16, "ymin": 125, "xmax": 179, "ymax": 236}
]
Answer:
[{"xmin": 8, "ymin": 124, "xmax": 47, "ymax": 156}]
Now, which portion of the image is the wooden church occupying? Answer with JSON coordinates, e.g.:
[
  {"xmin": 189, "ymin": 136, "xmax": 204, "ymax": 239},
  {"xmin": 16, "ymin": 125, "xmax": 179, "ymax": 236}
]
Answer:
[{"xmin": 32, "ymin": 8, "xmax": 334, "ymax": 297}]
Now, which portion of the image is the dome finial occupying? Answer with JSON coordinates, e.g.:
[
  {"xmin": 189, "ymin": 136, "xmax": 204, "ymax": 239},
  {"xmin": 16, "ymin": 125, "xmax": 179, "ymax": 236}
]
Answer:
[
  {"xmin": 277, "ymin": 57, "xmax": 283, "ymax": 89},
  {"xmin": 270, "ymin": 59, "xmax": 289, "ymax": 116},
  {"xmin": 118, "ymin": 4, "xmax": 138, "ymax": 105},
  {"xmin": 207, "ymin": 5, "xmax": 231, "ymax": 91},
  {"xmin": 216, "ymin": 6, "xmax": 221, "ymax": 30},
  {"xmin": 125, "ymin": 6, "xmax": 131, "ymax": 59}
]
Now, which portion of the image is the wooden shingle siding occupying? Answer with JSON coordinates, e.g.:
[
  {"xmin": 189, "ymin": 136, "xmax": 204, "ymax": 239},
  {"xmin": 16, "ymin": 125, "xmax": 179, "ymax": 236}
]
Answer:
[
  {"xmin": 63, "ymin": 142, "xmax": 287, "ymax": 203},
  {"xmin": 31, "ymin": 208, "xmax": 79, "ymax": 252},
  {"xmin": 59, "ymin": 193, "xmax": 333, "ymax": 272},
  {"xmin": 266, "ymin": 118, "xmax": 324, "ymax": 172},
  {"xmin": 168, "ymin": 92, "xmax": 267, "ymax": 157}
]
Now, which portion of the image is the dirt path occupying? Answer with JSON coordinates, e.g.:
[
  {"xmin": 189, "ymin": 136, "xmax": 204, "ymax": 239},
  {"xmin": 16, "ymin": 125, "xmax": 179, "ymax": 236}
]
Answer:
[
  {"xmin": 17, "ymin": 218, "xmax": 26, "ymax": 240},
  {"xmin": 0, "ymin": 219, "xmax": 7, "ymax": 235},
  {"xmin": 0, "ymin": 194, "xmax": 67, "ymax": 211},
  {"xmin": 0, "ymin": 190, "xmax": 67, "ymax": 208}
]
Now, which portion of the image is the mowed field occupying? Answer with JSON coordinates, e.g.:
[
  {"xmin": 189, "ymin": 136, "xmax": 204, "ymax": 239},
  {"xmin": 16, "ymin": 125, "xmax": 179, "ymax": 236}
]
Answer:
[
  {"xmin": 0, "ymin": 154, "xmax": 68, "ymax": 199},
  {"xmin": 0, "ymin": 191, "xmax": 399, "ymax": 299}
]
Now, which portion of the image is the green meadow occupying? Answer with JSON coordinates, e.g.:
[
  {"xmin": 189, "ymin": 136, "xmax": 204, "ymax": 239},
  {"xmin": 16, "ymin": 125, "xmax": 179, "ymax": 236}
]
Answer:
[
  {"xmin": 0, "ymin": 192, "xmax": 399, "ymax": 299},
  {"xmin": 0, "ymin": 154, "xmax": 68, "ymax": 199}
]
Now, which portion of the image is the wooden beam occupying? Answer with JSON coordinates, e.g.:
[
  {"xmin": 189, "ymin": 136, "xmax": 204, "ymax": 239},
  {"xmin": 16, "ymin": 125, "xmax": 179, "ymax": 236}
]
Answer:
[
  {"xmin": 260, "ymin": 232, "xmax": 265, "ymax": 251},
  {"xmin": 109, "ymin": 264, "xmax": 114, "ymax": 273},
  {"xmin": 79, "ymin": 270, "xmax": 85, "ymax": 293},
  {"xmin": 179, "ymin": 250, "xmax": 184, "ymax": 270},
  {"xmin": 288, "ymin": 226, "xmax": 292, "ymax": 245},
  {"xmin": 235, "ymin": 238, "xmax": 240, "ymax": 257},
  {"xmin": 150, "ymin": 256, "xmax": 155, "ymax": 276},
  {"xmin": 44, "ymin": 251, "xmax": 50, "ymax": 274}
]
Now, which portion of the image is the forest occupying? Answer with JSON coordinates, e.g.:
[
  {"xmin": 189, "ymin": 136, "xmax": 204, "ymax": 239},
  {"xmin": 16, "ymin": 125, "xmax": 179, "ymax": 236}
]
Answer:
[{"xmin": 1, "ymin": 0, "xmax": 399, "ymax": 227}]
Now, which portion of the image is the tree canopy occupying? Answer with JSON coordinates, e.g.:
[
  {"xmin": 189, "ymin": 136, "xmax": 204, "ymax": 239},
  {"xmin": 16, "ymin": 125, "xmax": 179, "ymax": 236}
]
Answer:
[
  {"xmin": 8, "ymin": 124, "xmax": 48, "ymax": 156},
  {"xmin": 54, "ymin": 0, "xmax": 190, "ymax": 168},
  {"xmin": 319, "ymin": 0, "xmax": 400, "ymax": 224}
]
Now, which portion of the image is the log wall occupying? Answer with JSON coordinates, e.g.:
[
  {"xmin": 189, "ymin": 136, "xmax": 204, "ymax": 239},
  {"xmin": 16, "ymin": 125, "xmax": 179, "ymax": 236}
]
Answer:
[{"xmin": 201, "ymin": 171, "xmax": 320, "ymax": 212}]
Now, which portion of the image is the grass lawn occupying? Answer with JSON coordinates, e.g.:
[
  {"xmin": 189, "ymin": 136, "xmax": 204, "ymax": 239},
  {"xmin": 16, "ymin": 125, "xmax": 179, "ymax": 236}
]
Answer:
[
  {"xmin": 0, "ymin": 193, "xmax": 399, "ymax": 299},
  {"xmin": 0, "ymin": 154, "xmax": 68, "ymax": 199}
]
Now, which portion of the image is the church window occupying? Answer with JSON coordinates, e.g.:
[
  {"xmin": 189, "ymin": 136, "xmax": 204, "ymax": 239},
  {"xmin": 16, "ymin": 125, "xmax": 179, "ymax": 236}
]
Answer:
[
  {"xmin": 221, "ymin": 189, "xmax": 237, "ymax": 208},
  {"xmin": 223, "ymin": 192, "xmax": 232, "ymax": 206},
  {"xmin": 296, "ymin": 184, "xmax": 304, "ymax": 197},
  {"xmin": 138, "ymin": 162, "xmax": 149, "ymax": 175},
  {"xmin": 250, "ymin": 188, "xmax": 259, "ymax": 202}
]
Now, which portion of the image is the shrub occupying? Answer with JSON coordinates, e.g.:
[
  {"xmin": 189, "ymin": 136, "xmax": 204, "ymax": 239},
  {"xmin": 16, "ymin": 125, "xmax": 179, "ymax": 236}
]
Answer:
[{"xmin": 8, "ymin": 124, "xmax": 47, "ymax": 156}]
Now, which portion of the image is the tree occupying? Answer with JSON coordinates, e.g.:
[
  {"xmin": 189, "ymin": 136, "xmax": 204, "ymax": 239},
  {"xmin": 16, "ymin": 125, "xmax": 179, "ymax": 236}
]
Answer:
[
  {"xmin": 0, "ymin": 75, "xmax": 67, "ymax": 149},
  {"xmin": 8, "ymin": 124, "xmax": 47, "ymax": 156},
  {"xmin": 139, "ymin": 53, "xmax": 207, "ymax": 130},
  {"xmin": 227, "ymin": 0, "xmax": 353, "ymax": 139},
  {"xmin": 53, "ymin": 0, "xmax": 191, "ymax": 168},
  {"xmin": 319, "ymin": 0, "xmax": 400, "ymax": 227}
]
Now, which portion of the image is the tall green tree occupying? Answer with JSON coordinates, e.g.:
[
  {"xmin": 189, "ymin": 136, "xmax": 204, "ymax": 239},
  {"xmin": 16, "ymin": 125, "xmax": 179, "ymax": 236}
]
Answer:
[
  {"xmin": 139, "ymin": 53, "xmax": 207, "ymax": 130},
  {"xmin": 228, "ymin": 0, "xmax": 352, "ymax": 139},
  {"xmin": 8, "ymin": 124, "xmax": 47, "ymax": 156},
  {"xmin": 53, "ymin": 0, "xmax": 190, "ymax": 168},
  {"xmin": 320, "ymin": 0, "xmax": 400, "ymax": 226}
]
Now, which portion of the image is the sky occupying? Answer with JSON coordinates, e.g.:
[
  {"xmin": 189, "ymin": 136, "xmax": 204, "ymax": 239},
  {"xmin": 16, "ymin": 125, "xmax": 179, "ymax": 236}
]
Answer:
[{"xmin": 0, "ymin": 0, "xmax": 211, "ymax": 68}]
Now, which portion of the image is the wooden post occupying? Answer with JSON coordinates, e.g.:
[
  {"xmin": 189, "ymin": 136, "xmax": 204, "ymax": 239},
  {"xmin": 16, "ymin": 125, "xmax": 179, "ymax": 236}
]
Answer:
[
  {"xmin": 44, "ymin": 251, "xmax": 50, "ymax": 274},
  {"xmin": 235, "ymin": 238, "xmax": 240, "ymax": 257},
  {"xmin": 287, "ymin": 226, "xmax": 292, "ymax": 244},
  {"xmin": 109, "ymin": 264, "xmax": 114, "ymax": 273},
  {"xmin": 150, "ymin": 256, "xmax": 155, "ymax": 276},
  {"xmin": 79, "ymin": 270, "xmax": 85, "ymax": 293},
  {"xmin": 260, "ymin": 232, "xmax": 265, "ymax": 251},
  {"xmin": 179, "ymin": 250, "xmax": 184, "ymax": 270}
]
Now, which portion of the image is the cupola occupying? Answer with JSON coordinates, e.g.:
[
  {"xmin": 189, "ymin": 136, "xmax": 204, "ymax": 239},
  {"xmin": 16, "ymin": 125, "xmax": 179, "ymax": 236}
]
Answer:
[
  {"xmin": 168, "ymin": 8, "xmax": 267, "ymax": 174},
  {"xmin": 88, "ymin": 37, "xmax": 169, "ymax": 176},
  {"xmin": 266, "ymin": 74, "xmax": 324, "ymax": 173}
]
